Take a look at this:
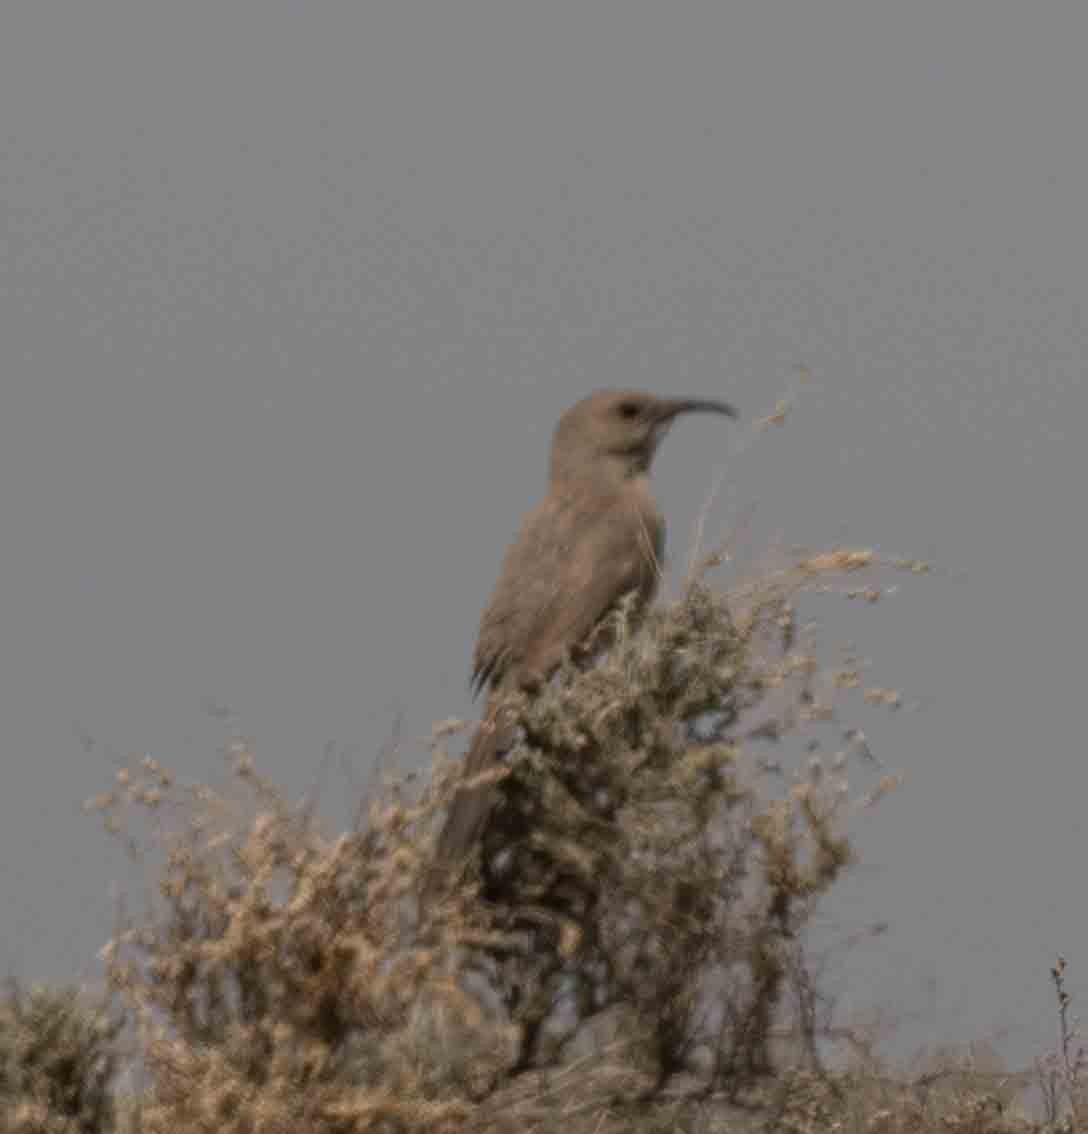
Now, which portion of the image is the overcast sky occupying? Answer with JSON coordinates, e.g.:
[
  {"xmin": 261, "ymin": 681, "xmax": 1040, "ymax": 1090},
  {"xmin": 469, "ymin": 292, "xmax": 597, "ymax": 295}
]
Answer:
[{"xmin": 2, "ymin": 2, "xmax": 1087, "ymax": 1074}]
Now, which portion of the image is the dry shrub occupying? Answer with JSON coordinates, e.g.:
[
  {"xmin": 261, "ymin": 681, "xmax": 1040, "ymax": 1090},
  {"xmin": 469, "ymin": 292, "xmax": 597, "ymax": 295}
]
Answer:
[
  {"xmin": 448, "ymin": 549, "xmax": 914, "ymax": 1089},
  {"xmin": 95, "ymin": 745, "xmax": 493, "ymax": 1132},
  {"xmin": 0, "ymin": 982, "xmax": 119, "ymax": 1134},
  {"xmin": 90, "ymin": 544, "xmax": 932, "ymax": 1131},
  {"xmin": 1036, "ymin": 955, "xmax": 1088, "ymax": 1126}
]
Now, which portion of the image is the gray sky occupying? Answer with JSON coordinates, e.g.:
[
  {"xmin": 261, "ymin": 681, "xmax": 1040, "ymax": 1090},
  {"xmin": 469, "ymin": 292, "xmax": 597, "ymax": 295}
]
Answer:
[{"xmin": 2, "ymin": 2, "xmax": 1086, "ymax": 1073}]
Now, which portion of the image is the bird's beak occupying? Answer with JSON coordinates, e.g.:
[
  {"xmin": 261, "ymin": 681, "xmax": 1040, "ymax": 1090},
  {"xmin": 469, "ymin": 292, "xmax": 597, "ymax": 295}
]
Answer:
[{"xmin": 655, "ymin": 397, "xmax": 739, "ymax": 423}]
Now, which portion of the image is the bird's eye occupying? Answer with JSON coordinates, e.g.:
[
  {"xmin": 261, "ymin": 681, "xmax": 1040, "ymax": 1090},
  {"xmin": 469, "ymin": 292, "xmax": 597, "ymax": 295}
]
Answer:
[{"xmin": 617, "ymin": 401, "xmax": 641, "ymax": 420}]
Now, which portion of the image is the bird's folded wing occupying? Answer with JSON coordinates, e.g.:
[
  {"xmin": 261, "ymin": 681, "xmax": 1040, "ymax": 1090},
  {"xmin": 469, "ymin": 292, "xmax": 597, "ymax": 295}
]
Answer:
[{"xmin": 472, "ymin": 495, "xmax": 661, "ymax": 694}]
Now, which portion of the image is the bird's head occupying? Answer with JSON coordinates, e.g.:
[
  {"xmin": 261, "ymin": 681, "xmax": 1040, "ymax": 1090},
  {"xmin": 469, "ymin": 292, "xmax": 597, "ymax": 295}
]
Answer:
[{"xmin": 550, "ymin": 389, "xmax": 737, "ymax": 483}]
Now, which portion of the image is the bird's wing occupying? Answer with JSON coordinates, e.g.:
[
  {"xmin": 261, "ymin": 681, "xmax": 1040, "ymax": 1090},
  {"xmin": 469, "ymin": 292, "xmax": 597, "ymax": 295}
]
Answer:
[{"xmin": 472, "ymin": 493, "xmax": 662, "ymax": 695}]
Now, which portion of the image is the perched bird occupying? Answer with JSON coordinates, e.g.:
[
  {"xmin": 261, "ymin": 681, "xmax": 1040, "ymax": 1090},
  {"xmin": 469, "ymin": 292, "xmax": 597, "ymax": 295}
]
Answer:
[{"xmin": 434, "ymin": 388, "xmax": 738, "ymax": 870}]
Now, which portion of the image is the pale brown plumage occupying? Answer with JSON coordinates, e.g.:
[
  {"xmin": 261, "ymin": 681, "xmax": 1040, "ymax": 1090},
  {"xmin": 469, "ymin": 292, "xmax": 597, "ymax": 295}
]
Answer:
[{"xmin": 434, "ymin": 388, "xmax": 737, "ymax": 871}]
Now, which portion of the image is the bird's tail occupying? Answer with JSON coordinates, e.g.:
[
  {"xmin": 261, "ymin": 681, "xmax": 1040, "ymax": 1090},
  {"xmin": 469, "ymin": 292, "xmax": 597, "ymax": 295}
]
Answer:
[
  {"xmin": 426, "ymin": 701, "xmax": 514, "ymax": 898},
  {"xmin": 435, "ymin": 707, "xmax": 510, "ymax": 861}
]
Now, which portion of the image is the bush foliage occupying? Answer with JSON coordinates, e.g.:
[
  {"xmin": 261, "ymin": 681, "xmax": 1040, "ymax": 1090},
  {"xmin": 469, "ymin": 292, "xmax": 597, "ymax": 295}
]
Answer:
[{"xmin": 14, "ymin": 541, "xmax": 1062, "ymax": 1130}]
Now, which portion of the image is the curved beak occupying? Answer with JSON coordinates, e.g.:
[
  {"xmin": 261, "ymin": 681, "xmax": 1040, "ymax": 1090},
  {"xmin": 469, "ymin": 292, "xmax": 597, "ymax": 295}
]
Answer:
[{"xmin": 656, "ymin": 396, "xmax": 738, "ymax": 423}]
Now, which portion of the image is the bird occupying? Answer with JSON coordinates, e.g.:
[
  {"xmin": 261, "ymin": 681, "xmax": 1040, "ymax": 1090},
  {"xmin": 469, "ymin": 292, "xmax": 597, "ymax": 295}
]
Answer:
[{"xmin": 433, "ymin": 388, "xmax": 738, "ymax": 875}]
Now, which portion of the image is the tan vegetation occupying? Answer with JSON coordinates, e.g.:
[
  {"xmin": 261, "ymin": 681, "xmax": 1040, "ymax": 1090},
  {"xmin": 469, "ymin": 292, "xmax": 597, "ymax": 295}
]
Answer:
[{"xmin": 1, "ymin": 538, "xmax": 1074, "ymax": 1131}]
